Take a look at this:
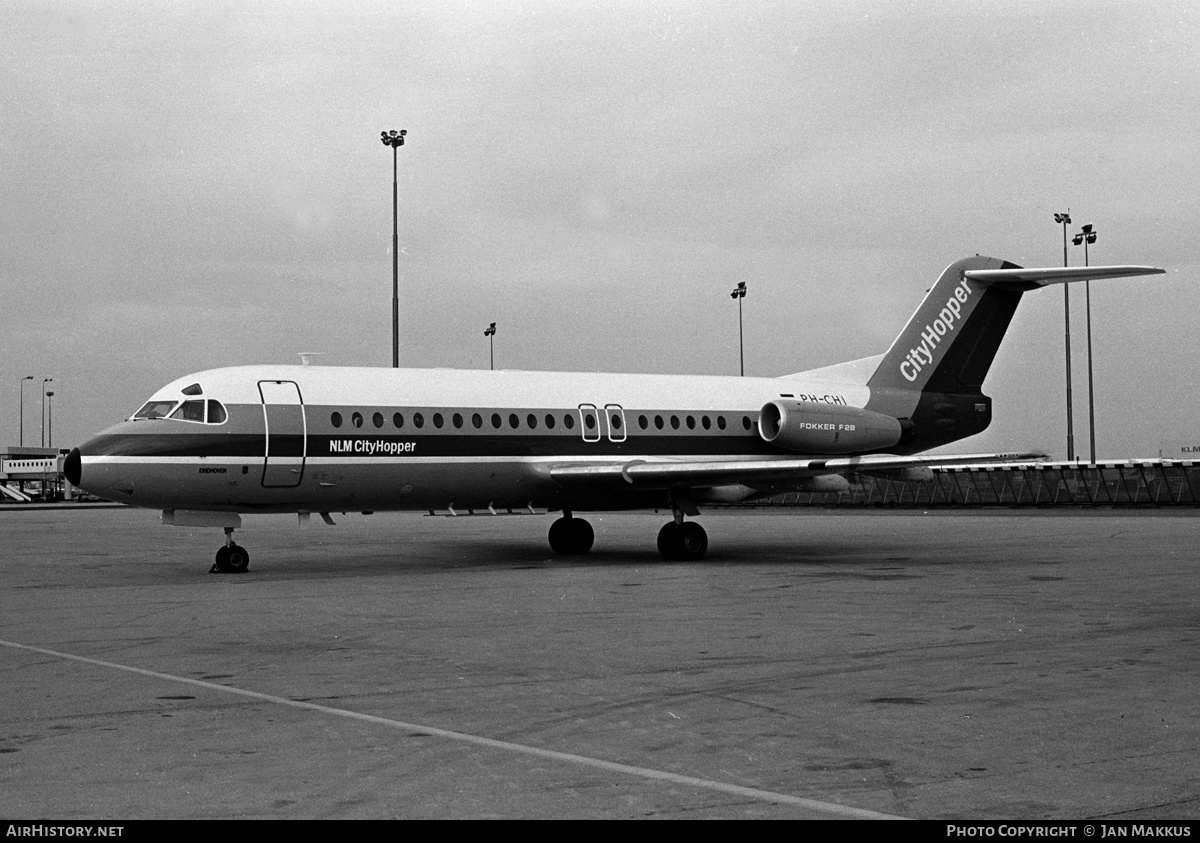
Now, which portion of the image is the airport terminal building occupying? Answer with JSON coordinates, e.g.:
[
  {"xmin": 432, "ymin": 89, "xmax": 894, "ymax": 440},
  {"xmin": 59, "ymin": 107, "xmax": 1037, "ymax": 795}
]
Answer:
[{"xmin": 1, "ymin": 446, "xmax": 69, "ymax": 502}]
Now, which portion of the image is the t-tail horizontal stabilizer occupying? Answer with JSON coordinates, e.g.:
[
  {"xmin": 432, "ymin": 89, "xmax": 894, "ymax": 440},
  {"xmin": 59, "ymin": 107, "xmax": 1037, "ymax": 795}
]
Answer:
[{"xmin": 963, "ymin": 265, "xmax": 1165, "ymax": 289}]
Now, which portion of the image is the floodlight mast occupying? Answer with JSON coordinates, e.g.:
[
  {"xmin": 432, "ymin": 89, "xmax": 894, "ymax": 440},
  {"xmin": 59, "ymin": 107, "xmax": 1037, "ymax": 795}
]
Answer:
[
  {"xmin": 381, "ymin": 129, "xmax": 407, "ymax": 368},
  {"xmin": 730, "ymin": 282, "xmax": 747, "ymax": 376},
  {"xmin": 1073, "ymin": 224, "xmax": 1099, "ymax": 464},
  {"xmin": 484, "ymin": 322, "xmax": 497, "ymax": 371},
  {"xmin": 41, "ymin": 378, "xmax": 53, "ymax": 447},
  {"xmin": 1053, "ymin": 211, "xmax": 1075, "ymax": 461}
]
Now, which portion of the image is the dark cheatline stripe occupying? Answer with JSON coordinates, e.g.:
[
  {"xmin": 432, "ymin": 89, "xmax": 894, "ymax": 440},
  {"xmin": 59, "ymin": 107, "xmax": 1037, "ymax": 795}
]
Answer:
[
  {"xmin": 314, "ymin": 433, "xmax": 779, "ymax": 458},
  {"xmin": 83, "ymin": 431, "xmax": 782, "ymax": 460},
  {"xmin": 84, "ymin": 432, "xmax": 265, "ymax": 458}
]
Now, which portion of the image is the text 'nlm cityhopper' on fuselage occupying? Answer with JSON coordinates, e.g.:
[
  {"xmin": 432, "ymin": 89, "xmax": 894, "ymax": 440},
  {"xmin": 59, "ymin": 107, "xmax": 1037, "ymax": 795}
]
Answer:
[{"xmin": 64, "ymin": 255, "xmax": 1165, "ymax": 570}]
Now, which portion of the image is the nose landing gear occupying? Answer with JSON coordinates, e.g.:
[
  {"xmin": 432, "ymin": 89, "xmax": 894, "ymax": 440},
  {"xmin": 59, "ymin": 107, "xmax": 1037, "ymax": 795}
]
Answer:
[{"xmin": 211, "ymin": 527, "xmax": 250, "ymax": 574}]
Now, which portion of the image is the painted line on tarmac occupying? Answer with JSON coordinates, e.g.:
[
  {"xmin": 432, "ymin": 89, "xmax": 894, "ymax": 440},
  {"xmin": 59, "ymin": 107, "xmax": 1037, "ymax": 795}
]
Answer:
[{"xmin": 3, "ymin": 638, "xmax": 903, "ymax": 819}]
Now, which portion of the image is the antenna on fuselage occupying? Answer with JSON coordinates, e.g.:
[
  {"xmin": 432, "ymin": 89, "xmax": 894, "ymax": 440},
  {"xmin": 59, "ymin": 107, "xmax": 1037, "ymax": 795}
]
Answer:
[{"xmin": 298, "ymin": 352, "xmax": 325, "ymax": 366}]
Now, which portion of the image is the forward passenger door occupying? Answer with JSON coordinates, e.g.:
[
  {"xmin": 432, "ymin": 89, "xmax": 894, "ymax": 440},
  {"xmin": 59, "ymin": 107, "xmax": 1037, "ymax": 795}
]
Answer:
[{"xmin": 260, "ymin": 380, "xmax": 306, "ymax": 487}]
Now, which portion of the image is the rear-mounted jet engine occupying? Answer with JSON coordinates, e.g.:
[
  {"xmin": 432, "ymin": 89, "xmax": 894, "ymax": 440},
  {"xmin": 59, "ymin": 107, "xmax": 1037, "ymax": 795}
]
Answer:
[{"xmin": 758, "ymin": 401, "xmax": 902, "ymax": 454}]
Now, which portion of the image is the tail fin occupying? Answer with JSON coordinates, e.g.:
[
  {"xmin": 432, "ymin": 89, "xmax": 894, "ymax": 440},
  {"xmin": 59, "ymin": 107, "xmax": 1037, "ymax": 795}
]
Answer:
[
  {"xmin": 866, "ymin": 255, "xmax": 1164, "ymax": 451},
  {"xmin": 866, "ymin": 256, "xmax": 1020, "ymax": 416}
]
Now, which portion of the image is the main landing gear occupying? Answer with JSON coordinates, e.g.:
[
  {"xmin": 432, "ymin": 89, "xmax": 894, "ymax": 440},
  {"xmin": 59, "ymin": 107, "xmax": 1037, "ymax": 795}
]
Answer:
[
  {"xmin": 547, "ymin": 511, "xmax": 594, "ymax": 555},
  {"xmin": 546, "ymin": 508, "xmax": 710, "ymax": 560},
  {"xmin": 657, "ymin": 520, "xmax": 708, "ymax": 561},
  {"xmin": 656, "ymin": 492, "xmax": 708, "ymax": 560},
  {"xmin": 211, "ymin": 527, "xmax": 250, "ymax": 574}
]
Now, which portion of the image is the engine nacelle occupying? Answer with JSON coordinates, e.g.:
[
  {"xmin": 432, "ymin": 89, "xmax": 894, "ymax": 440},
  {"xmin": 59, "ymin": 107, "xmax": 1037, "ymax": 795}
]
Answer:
[{"xmin": 758, "ymin": 401, "xmax": 902, "ymax": 454}]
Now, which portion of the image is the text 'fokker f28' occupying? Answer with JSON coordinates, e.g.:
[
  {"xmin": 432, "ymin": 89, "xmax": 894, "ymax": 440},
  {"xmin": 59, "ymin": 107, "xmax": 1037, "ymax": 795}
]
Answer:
[{"xmin": 66, "ymin": 255, "xmax": 1164, "ymax": 571}]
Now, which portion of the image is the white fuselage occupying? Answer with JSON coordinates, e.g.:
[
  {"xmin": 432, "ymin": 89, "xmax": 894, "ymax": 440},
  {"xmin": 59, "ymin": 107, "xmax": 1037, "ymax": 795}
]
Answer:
[{"xmin": 72, "ymin": 365, "xmax": 873, "ymax": 514}]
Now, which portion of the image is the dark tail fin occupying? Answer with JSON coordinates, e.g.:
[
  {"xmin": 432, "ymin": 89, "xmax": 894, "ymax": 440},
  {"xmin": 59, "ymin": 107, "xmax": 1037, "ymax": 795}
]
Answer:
[
  {"xmin": 866, "ymin": 256, "xmax": 1022, "ymax": 420},
  {"xmin": 865, "ymin": 255, "xmax": 1165, "ymax": 451}
]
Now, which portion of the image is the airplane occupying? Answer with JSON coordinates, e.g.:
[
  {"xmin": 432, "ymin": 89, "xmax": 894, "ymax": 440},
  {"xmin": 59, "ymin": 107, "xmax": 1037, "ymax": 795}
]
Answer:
[{"xmin": 65, "ymin": 255, "xmax": 1164, "ymax": 572}]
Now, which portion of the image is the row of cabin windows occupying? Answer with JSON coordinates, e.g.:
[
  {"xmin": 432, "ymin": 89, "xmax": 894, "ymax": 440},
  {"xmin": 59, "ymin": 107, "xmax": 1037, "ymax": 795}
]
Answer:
[
  {"xmin": 638, "ymin": 414, "xmax": 752, "ymax": 431},
  {"xmin": 331, "ymin": 411, "xmax": 578, "ymax": 431},
  {"xmin": 328, "ymin": 410, "xmax": 755, "ymax": 433}
]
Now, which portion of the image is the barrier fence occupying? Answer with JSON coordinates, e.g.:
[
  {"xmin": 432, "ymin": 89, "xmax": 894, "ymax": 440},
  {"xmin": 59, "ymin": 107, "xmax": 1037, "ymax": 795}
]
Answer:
[{"xmin": 735, "ymin": 461, "xmax": 1200, "ymax": 508}]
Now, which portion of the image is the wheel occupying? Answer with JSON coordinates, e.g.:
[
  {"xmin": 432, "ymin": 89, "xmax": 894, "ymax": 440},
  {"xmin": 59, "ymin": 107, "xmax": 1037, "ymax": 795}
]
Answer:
[
  {"xmin": 212, "ymin": 544, "xmax": 249, "ymax": 573},
  {"xmin": 657, "ymin": 521, "xmax": 708, "ymax": 560},
  {"xmin": 225, "ymin": 544, "xmax": 250, "ymax": 573},
  {"xmin": 569, "ymin": 518, "xmax": 594, "ymax": 554},
  {"xmin": 676, "ymin": 522, "xmax": 708, "ymax": 561},
  {"xmin": 548, "ymin": 517, "xmax": 572, "ymax": 554},
  {"xmin": 549, "ymin": 517, "xmax": 594, "ymax": 554},
  {"xmin": 657, "ymin": 522, "xmax": 680, "ymax": 560}
]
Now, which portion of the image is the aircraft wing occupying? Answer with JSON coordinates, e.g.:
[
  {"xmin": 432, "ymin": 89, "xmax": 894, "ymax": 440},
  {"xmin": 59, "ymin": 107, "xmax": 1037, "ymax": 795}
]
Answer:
[{"xmin": 549, "ymin": 451, "xmax": 1046, "ymax": 490}]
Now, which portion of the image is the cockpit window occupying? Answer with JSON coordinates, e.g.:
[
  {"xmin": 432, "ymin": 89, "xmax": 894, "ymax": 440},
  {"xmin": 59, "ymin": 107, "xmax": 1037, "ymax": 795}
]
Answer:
[
  {"xmin": 170, "ymin": 400, "xmax": 206, "ymax": 422},
  {"xmin": 133, "ymin": 401, "xmax": 178, "ymax": 420},
  {"xmin": 132, "ymin": 397, "xmax": 227, "ymax": 423},
  {"xmin": 181, "ymin": 383, "xmax": 203, "ymax": 396}
]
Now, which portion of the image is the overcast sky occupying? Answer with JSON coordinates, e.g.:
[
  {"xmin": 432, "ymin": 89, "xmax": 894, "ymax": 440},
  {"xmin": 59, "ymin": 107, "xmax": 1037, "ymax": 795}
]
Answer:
[{"xmin": 3, "ymin": 0, "xmax": 1198, "ymax": 459}]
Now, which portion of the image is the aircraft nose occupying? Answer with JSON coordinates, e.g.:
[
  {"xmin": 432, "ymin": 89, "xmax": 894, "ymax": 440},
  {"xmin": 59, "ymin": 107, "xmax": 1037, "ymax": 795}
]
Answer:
[{"xmin": 64, "ymin": 447, "xmax": 82, "ymax": 486}]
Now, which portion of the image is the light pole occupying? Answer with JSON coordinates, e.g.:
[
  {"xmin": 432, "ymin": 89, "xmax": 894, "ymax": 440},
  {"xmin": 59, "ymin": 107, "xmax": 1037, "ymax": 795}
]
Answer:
[
  {"xmin": 1053, "ymin": 211, "xmax": 1074, "ymax": 461},
  {"xmin": 1073, "ymin": 224, "xmax": 1098, "ymax": 463},
  {"xmin": 41, "ymin": 379, "xmax": 52, "ymax": 447},
  {"xmin": 18, "ymin": 375, "xmax": 32, "ymax": 446},
  {"xmin": 380, "ymin": 129, "xmax": 407, "ymax": 368},
  {"xmin": 730, "ymin": 282, "xmax": 747, "ymax": 376},
  {"xmin": 45, "ymin": 391, "xmax": 54, "ymax": 449},
  {"xmin": 484, "ymin": 322, "xmax": 497, "ymax": 370}
]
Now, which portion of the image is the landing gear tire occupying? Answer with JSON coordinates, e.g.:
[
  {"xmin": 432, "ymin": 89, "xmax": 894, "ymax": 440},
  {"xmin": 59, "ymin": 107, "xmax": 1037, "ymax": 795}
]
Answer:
[
  {"xmin": 657, "ymin": 521, "xmax": 708, "ymax": 561},
  {"xmin": 657, "ymin": 522, "xmax": 681, "ymax": 560},
  {"xmin": 212, "ymin": 543, "xmax": 250, "ymax": 574},
  {"xmin": 548, "ymin": 516, "xmax": 594, "ymax": 555}
]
